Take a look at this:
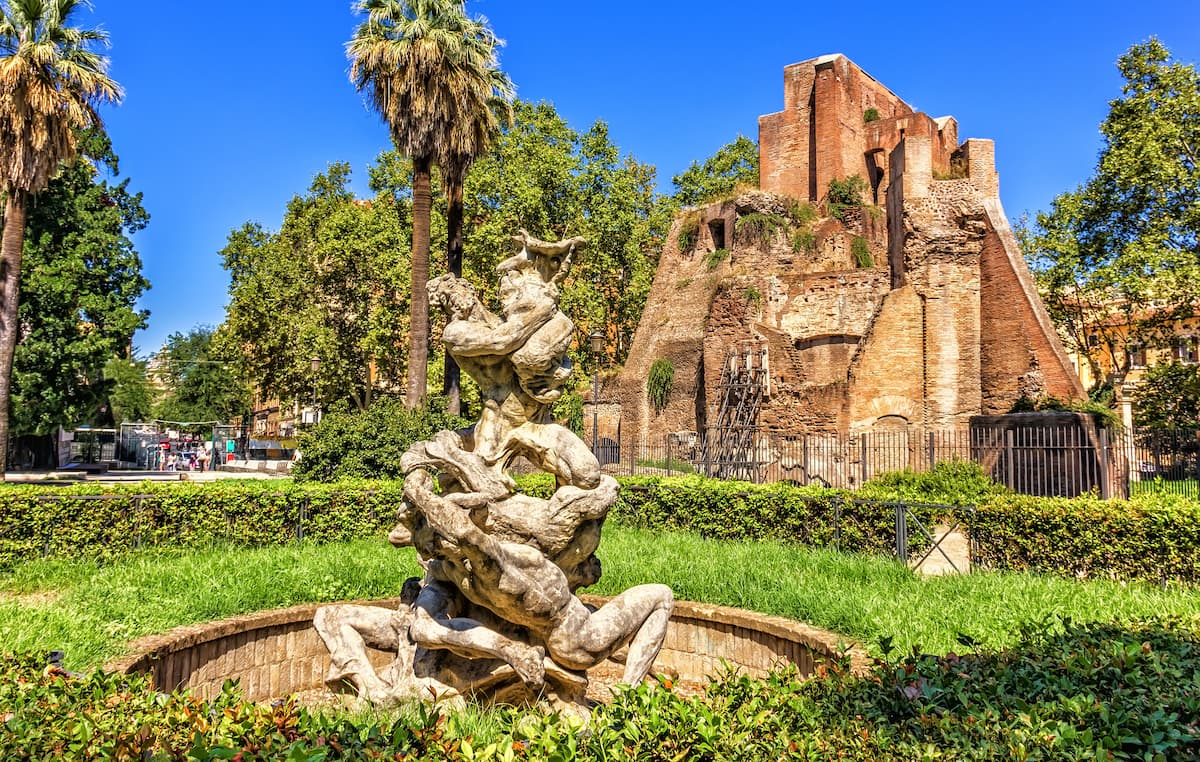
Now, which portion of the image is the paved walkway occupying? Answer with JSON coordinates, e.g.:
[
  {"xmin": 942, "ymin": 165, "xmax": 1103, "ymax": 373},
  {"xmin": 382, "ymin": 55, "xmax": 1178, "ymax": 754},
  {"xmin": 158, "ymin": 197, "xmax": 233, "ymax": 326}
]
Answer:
[{"xmin": 4, "ymin": 468, "xmax": 287, "ymax": 484}]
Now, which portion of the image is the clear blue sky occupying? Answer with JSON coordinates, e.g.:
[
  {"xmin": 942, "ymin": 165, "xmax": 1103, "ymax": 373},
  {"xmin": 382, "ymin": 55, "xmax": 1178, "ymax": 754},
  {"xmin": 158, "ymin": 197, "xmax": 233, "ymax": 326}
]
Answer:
[{"xmin": 80, "ymin": 0, "xmax": 1200, "ymax": 354}]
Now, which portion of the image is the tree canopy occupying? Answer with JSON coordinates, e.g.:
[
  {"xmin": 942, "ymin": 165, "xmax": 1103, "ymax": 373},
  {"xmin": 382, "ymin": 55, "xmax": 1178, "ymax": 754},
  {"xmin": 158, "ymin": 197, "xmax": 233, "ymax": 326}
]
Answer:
[
  {"xmin": 462, "ymin": 100, "xmax": 672, "ymax": 377},
  {"xmin": 1131, "ymin": 362, "xmax": 1200, "ymax": 428},
  {"xmin": 671, "ymin": 135, "xmax": 759, "ymax": 208},
  {"xmin": 153, "ymin": 326, "xmax": 249, "ymax": 427},
  {"xmin": 11, "ymin": 132, "xmax": 148, "ymax": 434},
  {"xmin": 1026, "ymin": 39, "xmax": 1200, "ymax": 389},
  {"xmin": 219, "ymin": 163, "xmax": 410, "ymax": 412}
]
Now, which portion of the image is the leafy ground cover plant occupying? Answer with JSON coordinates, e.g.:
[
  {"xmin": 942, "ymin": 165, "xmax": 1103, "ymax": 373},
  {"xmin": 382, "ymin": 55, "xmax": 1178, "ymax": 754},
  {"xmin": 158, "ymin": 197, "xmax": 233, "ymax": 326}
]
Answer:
[{"xmin": 2, "ymin": 616, "xmax": 1197, "ymax": 759}]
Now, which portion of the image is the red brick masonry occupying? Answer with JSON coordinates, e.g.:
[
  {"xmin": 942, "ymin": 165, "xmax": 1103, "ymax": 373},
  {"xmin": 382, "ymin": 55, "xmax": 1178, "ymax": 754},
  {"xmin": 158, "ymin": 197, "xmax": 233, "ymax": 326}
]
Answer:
[{"xmin": 107, "ymin": 597, "xmax": 869, "ymax": 701}]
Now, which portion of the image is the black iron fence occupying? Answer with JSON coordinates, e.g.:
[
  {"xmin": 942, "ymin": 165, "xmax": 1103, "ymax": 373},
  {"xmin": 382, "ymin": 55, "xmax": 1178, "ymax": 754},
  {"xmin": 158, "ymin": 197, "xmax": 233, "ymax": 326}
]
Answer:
[{"xmin": 599, "ymin": 424, "xmax": 1200, "ymax": 500}]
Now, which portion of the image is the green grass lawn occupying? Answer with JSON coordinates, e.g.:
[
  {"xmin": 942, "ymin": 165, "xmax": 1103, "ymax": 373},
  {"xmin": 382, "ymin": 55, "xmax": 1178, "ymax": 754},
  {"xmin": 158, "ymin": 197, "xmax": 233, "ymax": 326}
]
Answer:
[{"xmin": 1, "ymin": 524, "xmax": 1198, "ymax": 671}]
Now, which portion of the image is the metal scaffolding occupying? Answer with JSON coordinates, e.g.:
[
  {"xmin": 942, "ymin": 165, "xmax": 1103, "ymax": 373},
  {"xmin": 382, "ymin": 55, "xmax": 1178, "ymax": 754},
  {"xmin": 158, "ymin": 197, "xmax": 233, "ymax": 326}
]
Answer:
[{"xmin": 703, "ymin": 341, "xmax": 769, "ymax": 481}]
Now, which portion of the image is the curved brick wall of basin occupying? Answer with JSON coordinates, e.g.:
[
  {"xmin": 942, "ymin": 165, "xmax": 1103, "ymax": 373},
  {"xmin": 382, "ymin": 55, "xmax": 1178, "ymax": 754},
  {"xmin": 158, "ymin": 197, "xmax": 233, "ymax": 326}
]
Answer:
[{"xmin": 106, "ymin": 596, "xmax": 870, "ymax": 702}]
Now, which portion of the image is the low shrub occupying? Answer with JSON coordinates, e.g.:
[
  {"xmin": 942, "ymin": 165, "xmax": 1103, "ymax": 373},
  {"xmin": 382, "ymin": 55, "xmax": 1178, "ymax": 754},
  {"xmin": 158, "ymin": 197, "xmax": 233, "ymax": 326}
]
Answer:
[
  {"xmin": 4, "ymin": 616, "xmax": 1197, "ymax": 759},
  {"xmin": 293, "ymin": 397, "xmax": 467, "ymax": 482},
  {"xmin": 860, "ymin": 459, "xmax": 1009, "ymax": 505},
  {"xmin": 610, "ymin": 475, "xmax": 946, "ymax": 555},
  {"xmin": 0, "ymin": 652, "xmax": 465, "ymax": 760},
  {"xmin": 1, "ymin": 465, "xmax": 1197, "ymax": 583}
]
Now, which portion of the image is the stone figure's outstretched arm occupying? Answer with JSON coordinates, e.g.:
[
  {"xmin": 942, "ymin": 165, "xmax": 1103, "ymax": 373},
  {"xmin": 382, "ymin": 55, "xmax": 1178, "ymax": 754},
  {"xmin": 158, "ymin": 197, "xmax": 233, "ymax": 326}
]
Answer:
[{"xmin": 444, "ymin": 298, "xmax": 558, "ymax": 357}]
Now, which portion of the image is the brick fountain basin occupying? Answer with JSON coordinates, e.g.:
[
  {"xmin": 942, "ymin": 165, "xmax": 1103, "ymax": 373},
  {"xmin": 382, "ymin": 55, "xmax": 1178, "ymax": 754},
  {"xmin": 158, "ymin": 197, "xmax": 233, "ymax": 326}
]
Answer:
[{"xmin": 107, "ymin": 596, "xmax": 869, "ymax": 703}]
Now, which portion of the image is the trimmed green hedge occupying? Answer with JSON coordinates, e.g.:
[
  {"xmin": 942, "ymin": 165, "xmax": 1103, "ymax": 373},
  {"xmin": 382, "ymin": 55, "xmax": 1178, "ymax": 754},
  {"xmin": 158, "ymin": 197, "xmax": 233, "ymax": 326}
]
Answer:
[
  {"xmin": 3, "ymin": 616, "xmax": 1197, "ymax": 759},
  {"xmin": 2, "ymin": 474, "xmax": 1198, "ymax": 583},
  {"xmin": 0, "ymin": 481, "xmax": 403, "ymax": 569},
  {"xmin": 971, "ymin": 492, "xmax": 1200, "ymax": 583},
  {"xmin": 606, "ymin": 474, "xmax": 946, "ymax": 555}
]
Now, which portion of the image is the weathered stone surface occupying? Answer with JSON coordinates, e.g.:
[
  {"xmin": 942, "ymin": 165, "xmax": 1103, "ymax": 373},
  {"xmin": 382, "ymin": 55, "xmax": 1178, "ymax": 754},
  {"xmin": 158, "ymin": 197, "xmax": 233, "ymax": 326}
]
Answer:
[
  {"xmin": 315, "ymin": 232, "xmax": 673, "ymax": 716},
  {"xmin": 601, "ymin": 54, "xmax": 1083, "ymax": 458}
]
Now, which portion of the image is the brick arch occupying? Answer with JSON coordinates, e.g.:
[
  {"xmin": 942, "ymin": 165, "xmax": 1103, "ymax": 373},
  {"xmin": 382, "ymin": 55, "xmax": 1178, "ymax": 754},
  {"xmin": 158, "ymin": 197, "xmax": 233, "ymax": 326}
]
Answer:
[{"xmin": 851, "ymin": 394, "xmax": 920, "ymax": 432}]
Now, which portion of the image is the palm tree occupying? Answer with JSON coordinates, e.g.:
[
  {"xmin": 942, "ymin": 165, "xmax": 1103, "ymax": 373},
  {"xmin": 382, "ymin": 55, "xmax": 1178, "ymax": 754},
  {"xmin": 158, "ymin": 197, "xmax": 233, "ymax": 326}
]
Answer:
[
  {"xmin": 0, "ymin": 0, "xmax": 121, "ymax": 476},
  {"xmin": 348, "ymin": 0, "xmax": 511, "ymax": 410},
  {"xmin": 440, "ymin": 42, "xmax": 512, "ymax": 415}
]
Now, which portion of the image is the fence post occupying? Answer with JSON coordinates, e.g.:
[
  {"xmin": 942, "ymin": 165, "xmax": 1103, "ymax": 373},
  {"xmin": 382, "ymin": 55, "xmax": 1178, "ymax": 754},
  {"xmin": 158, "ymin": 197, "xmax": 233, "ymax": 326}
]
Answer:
[
  {"xmin": 1004, "ymin": 429, "xmax": 1015, "ymax": 491},
  {"xmin": 1098, "ymin": 429, "xmax": 1111, "ymax": 500},
  {"xmin": 833, "ymin": 497, "xmax": 841, "ymax": 550},
  {"xmin": 297, "ymin": 497, "xmax": 308, "ymax": 542},
  {"xmin": 802, "ymin": 436, "xmax": 809, "ymax": 483},
  {"xmin": 927, "ymin": 431, "xmax": 936, "ymax": 470},
  {"xmin": 895, "ymin": 503, "xmax": 907, "ymax": 561},
  {"xmin": 860, "ymin": 435, "xmax": 868, "ymax": 486}
]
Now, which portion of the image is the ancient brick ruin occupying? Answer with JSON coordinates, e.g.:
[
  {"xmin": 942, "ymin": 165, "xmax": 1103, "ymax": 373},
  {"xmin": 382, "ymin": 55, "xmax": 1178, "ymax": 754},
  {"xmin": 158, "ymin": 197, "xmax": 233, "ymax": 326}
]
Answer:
[{"xmin": 598, "ymin": 54, "xmax": 1083, "ymax": 468}]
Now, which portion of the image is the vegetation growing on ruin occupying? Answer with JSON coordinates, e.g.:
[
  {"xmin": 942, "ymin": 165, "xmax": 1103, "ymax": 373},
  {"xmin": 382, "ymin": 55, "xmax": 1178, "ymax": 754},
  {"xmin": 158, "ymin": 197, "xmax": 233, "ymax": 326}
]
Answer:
[
  {"xmin": 863, "ymin": 107, "xmax": 881, "ymax": 122},
  {"xmin": 734, "ymin": 211, "xmax": 788, "ymax": 247},
  {"xmin": 704, "ymin": 247, "xmax": 730, "ymax": 271},
  {"xmin": 744, "ymin": 285, "xmax": 763, "ymax": 310},
  {"xmin": 786, "ymin": 198, "xmax": 818, "ymax": 226},
  {"xmin": 851, "ymin": 236, "xmax": 873, "ymax": 268},
  {"xmin": 676, "ymin": 210, "xmax": 702, "ymax": 251},
  {"xmin": 827, "ymin": 174, "xmax": 869, "ymax": 222},
  {"xmin": 646, "ymin": 359, "xmax": 674, "ymax": 413},
  {"xmin": 792, "ymin": 228, "xmax": 817, "ymax": 253}
]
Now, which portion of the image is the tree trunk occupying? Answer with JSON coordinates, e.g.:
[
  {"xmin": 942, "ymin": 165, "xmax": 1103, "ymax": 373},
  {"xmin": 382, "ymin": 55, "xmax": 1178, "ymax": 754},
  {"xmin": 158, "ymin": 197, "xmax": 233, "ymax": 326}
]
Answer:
[
  {"xmin": 0, "ymin": 192, "xmax": 27, "ymax": 479},
  {"xmin": 406, "ymin": 157, "xmax": 432, "ymax": 408},
  {"xmin": 443, "ymin": 172, "xmax": 464, "ymax": 416}
]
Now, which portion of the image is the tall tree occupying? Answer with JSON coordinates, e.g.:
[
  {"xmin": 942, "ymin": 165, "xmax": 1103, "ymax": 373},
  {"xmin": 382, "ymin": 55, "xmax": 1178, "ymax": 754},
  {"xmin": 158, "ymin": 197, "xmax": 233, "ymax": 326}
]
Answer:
[
  {"xmin": 671, "ymin": 135, "xmax": 760, "ymax": 207},
  {"xmin": 103, "ymin": 356, "xmax": 153, "ymax": 424},
  {"xmin": 462, "ymin": 101, "xmax": 671, "ymax": 373},
  {"xmin": 1027, "ymin": 39, "xmax": 1200, "ymax": 391},
  {"xmin": 153, "ymin": 326, "xmax": 250, "ymax": 429},
  {"xmin": 440, "ymin": 59, "xmax": 512, "ymax": 415},
  {"xmin": 0, "ymin": 0, "xmax": 121, "ymax": 475},
  {"xmin": 348, "ymin": 0, "xmax": 511, "ymax": 409},
  {"xmin": 13, "ymin": 131, "xmax": 148, "ymax": 434},
  {"xmin": 220, "ymin": 163, "xmax": 410, "ymax": 411}
]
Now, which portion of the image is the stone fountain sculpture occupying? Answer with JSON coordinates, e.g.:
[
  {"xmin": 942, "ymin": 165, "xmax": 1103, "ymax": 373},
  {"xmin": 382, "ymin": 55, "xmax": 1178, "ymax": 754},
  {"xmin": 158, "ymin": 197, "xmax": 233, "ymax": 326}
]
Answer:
[{"xmin": 315, "ymin": 231, "xmax": 674, "ymax": 714}]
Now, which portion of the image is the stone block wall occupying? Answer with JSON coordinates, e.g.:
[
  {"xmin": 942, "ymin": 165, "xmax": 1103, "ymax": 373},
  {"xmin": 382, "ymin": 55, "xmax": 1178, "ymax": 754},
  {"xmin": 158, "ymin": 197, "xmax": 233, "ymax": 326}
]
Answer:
[{"xmin": 605, "ymin": 53, "xmax": 1083, "ymax": 453}]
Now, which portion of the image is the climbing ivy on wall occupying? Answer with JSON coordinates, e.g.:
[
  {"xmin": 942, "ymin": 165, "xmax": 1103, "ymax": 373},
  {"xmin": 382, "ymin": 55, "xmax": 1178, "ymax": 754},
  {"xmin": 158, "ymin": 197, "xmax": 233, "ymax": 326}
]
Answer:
[{"xmin": 647, "ymin": 359, "xmax": 674, "ymax": 413}]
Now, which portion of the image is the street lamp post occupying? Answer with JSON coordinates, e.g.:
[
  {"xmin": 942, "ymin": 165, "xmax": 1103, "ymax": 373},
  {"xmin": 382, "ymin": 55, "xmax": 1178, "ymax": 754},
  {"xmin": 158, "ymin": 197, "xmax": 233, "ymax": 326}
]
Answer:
[
  {"xmin": 589, "ymin": 331, "xmax": 604, "ymax": 459},
  {"xmin": 310, "ymin": 356, "xmax": 321, "ymax": 426}
]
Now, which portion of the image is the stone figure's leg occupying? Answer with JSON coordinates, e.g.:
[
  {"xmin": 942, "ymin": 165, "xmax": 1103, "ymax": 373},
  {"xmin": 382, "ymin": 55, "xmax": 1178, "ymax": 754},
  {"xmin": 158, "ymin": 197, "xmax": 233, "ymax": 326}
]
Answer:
[
  {"xmin": 313, "ymin": 604, "xmax": 404, "ymax": 700},
  {"xmin": 545, "ymin": 584, "xmax": 674, "ymax": 685},
  {"xmin": 409, "ymin": 582, "xmax": 547, "ymax": 691}
]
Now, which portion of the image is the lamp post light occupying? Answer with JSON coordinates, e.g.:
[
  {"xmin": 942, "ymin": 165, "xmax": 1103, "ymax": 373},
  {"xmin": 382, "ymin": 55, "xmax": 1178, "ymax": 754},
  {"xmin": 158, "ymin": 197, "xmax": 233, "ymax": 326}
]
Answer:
[
  {"xmin": 589, "ymin": 331, "xmax": 604, "ymax": 459},
  {"xmin": 309, "ymin": 356, "xmax": 321, "ymax": 426}
]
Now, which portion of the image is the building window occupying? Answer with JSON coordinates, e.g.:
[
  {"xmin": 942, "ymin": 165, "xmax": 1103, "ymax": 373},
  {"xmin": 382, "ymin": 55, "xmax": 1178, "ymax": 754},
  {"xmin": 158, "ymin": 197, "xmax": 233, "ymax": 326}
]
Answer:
[
  {"xmin": 1178, "ymin": 336, "xmax": 1199, "ymax": 364},
  {"xmin": 1129, "ymin": 344, "xmax": 1148, "ymax": 368}
]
